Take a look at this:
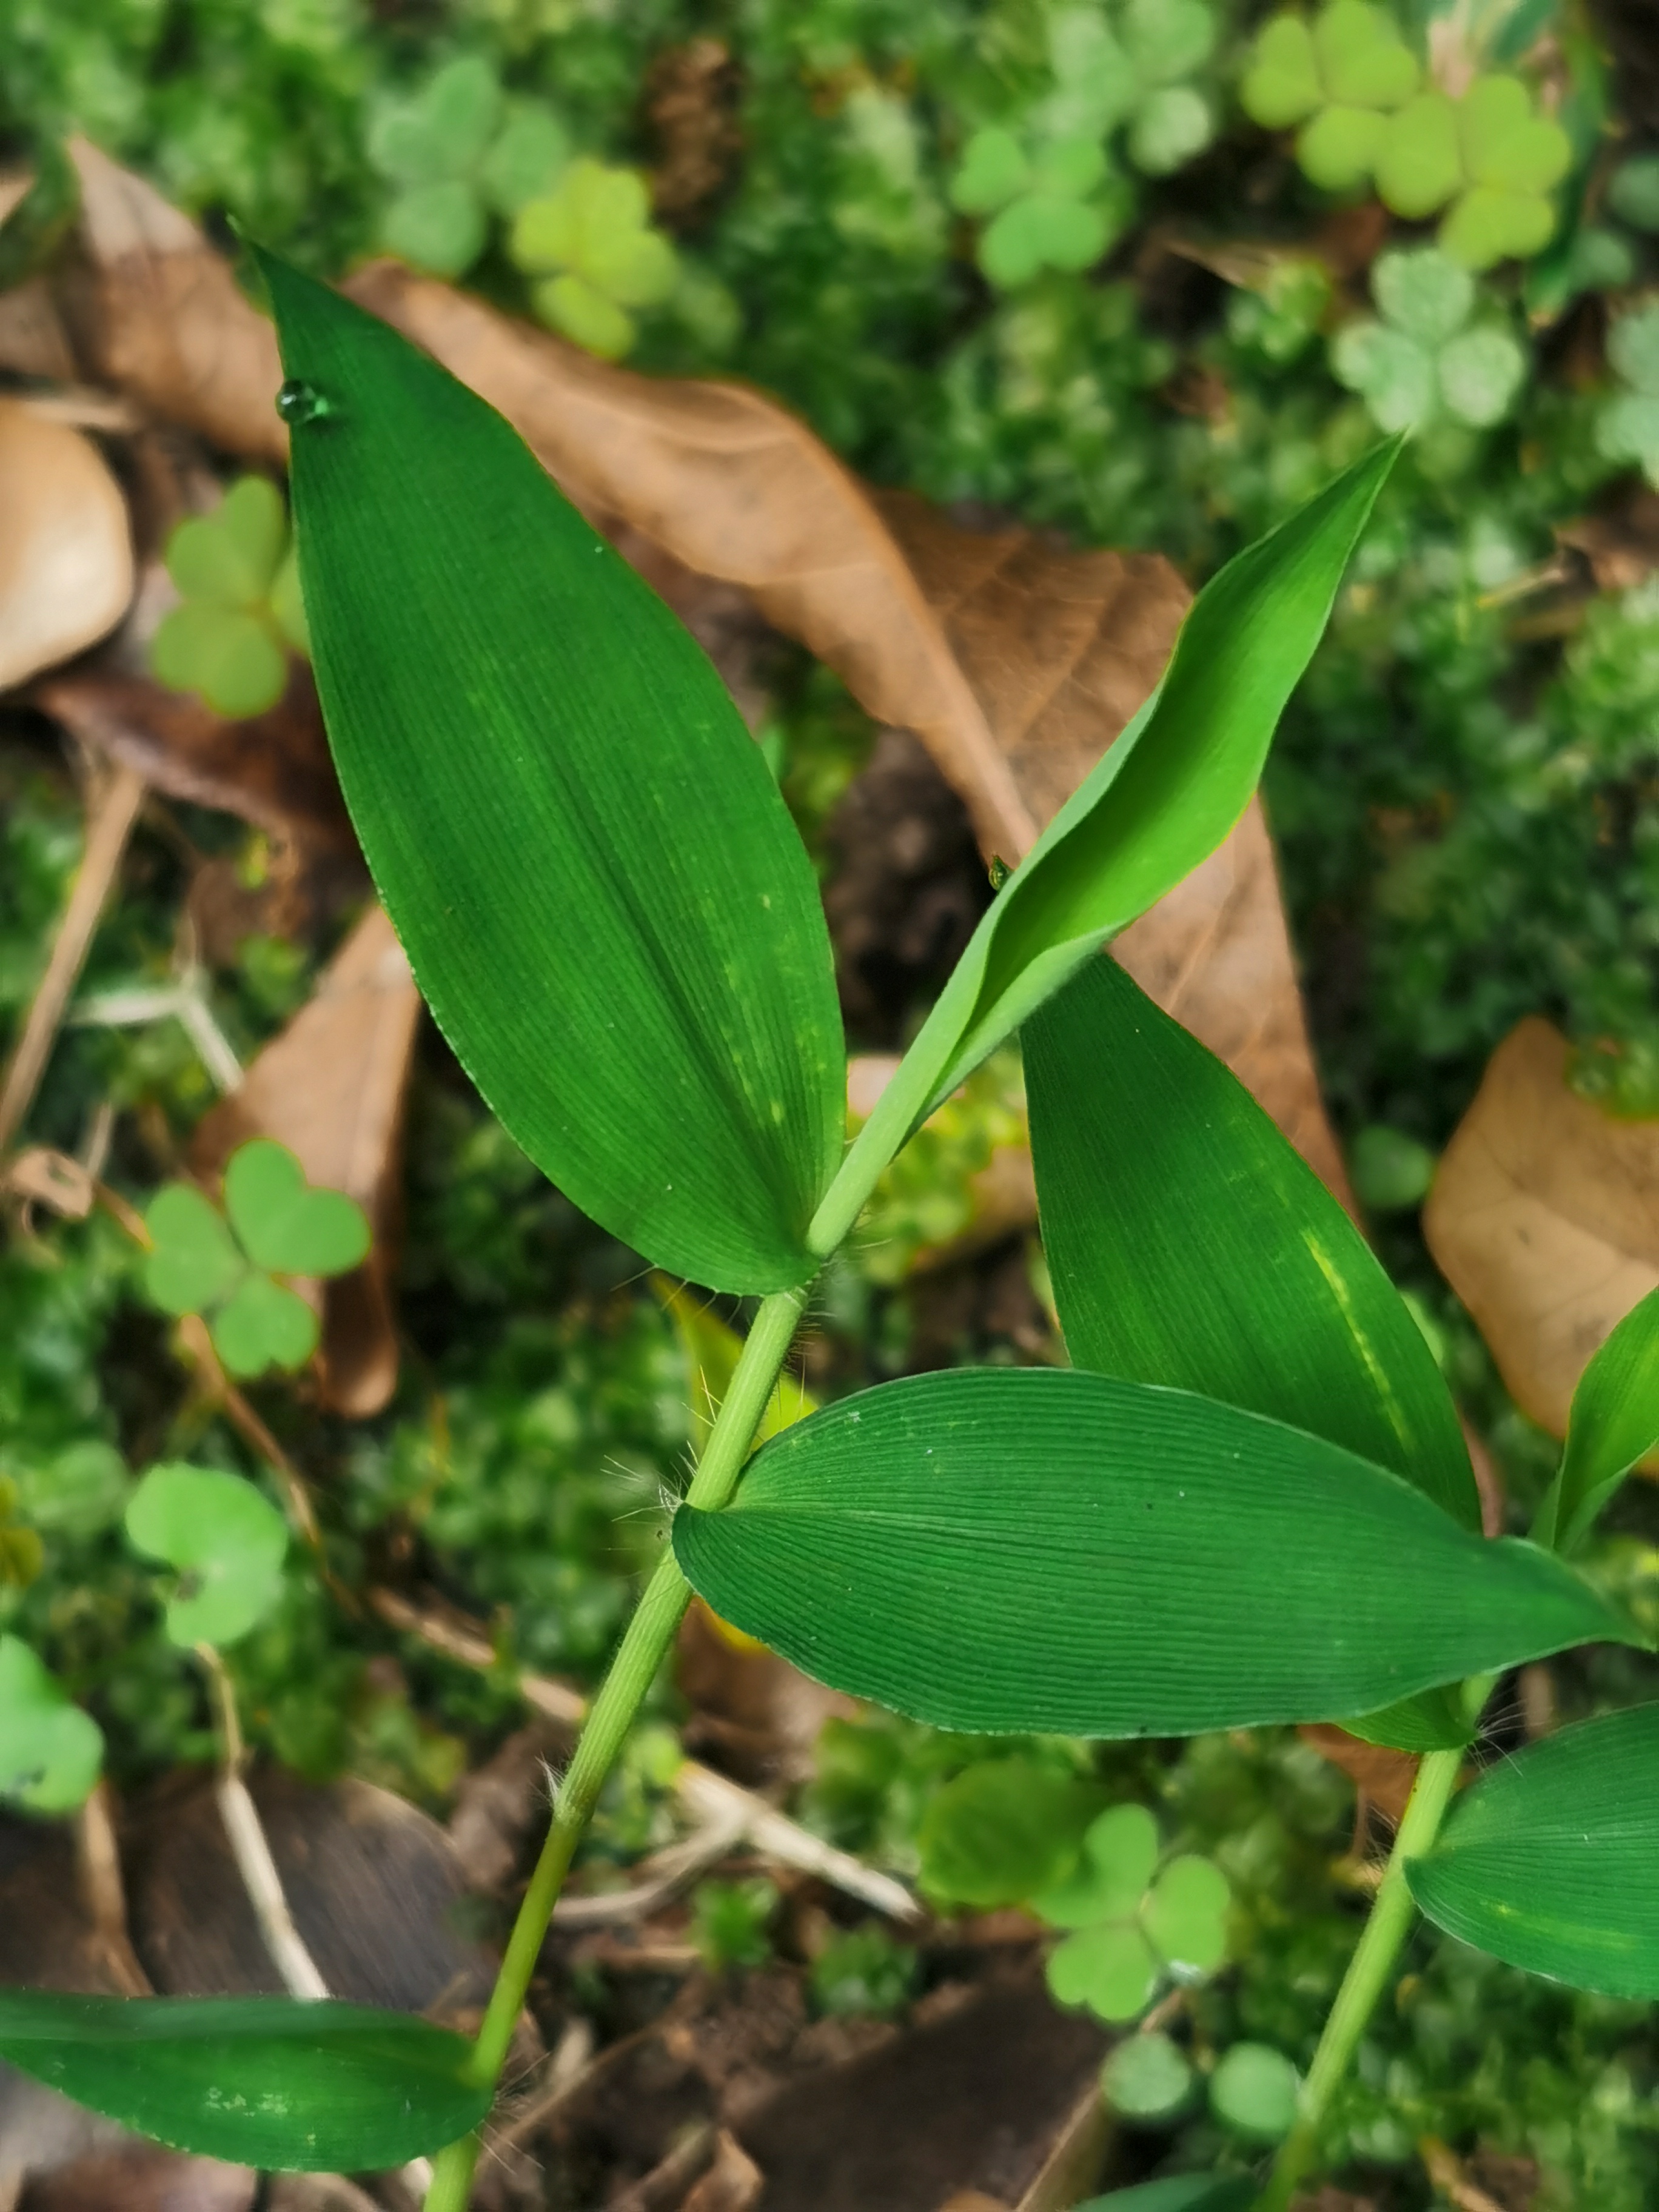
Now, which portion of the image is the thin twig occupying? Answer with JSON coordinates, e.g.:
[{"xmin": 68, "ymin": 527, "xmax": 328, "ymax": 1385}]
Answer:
[
  {"xmin": 0, "ymin": 762, "xmax": 146, "ymax": 1153},
  {"xmin": 1419, "ymin": 2136, "xmax": 1511, "ymax": 2212},
  {"xmin": 551, "ymin": 1811, "xmax": 748, "ymax": 1928},
  {"xmin": 176, "ymin": 1312, "xmax": 329, "ymax": 1563},
  {"xmin": 75, "ymin": 1778, "xmax": 152, "ymax": 1996},
  {"xmin": 198, "ymin": 1643, "xmax": 329, "ymax": 2003},
  {"xmin": 369, "ymin": 1586, "xmax": 922, "ymax": 1921}
]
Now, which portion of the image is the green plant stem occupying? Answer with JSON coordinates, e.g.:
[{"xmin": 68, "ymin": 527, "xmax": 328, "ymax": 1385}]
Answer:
[
  {"xmin": 1253, "ymin": 1743, "xmax": 1463, "ymax": 2212},
  {"xmin": 423, "ymin": 1279, "xmax": 812, "ymax": 2212}
]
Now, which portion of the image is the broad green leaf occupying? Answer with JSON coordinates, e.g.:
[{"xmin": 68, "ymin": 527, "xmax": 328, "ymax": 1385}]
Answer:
[
  {"xmin": 0, "ymin": 1992, "xmax": 490, "ymax": 2169},
  {"xmin": 224, "ymin": 1139, "xmax": 370, "ymax": 1277},
  {"xmin": 259, "ymin": 252, "xmax": 843, "ymax": 1295},
  {"xmin": 1030, "ymin": 1802, "xmax": 1159, "ymax": 1927},
  {"xmin": 672, "ymin": 1369, "xmax": 1634, "ymax": 1737},
  {"xmin": 1076, "ymin": 2177, "xmax": 1253, "ymax": 2211},
  {"xmin": 211, "ymin": 1273, "xmax": 320, "ymax": 1378},
  {"xmin": 0, "ymin": 1637, "xmax": 103, "ymax": 1814},
  {"xmin": 1406, "ymin": 1703, "xmax": 1659, "ymax": 1997},
  {"xmin": 1533, "ymin": 1285, "xmax": 1659, "ymax": 1552},
  {"xmin": 1026, "ymin": 955, "xmax": 1476, "ymax": 1525},
  {"xmin": 815, "ymin": 438, "xmax": 1399, "ymax": 1254},
  {"xmin": 124, "ymin": 1465, "xmax": 287, "ymax": 1648},
  {"xmin": 142, "ymin": 1184, "xmax": 244, "ymax": 1317},
  {"xmin": 916, "ymin": 1758, "xmax": 1100, "ymax": 1906}
]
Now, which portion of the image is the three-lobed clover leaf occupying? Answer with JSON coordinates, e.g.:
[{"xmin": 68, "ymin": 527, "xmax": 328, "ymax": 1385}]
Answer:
[
  {"xmin": 1598, "ymin": 303, "xmax": 1659, "ymax": 489},
  {"xmin": 149, "ymin": 477, "xmax": 307, "ymax": 722},
  {"xmin": 949, "ymin": 129, "xmax": 1130, "ymax": 289},
  {"xmin": 1041, "ymin": 0, "xmax": 1219, "ymax": 176},
  {"xmin": 141, "ymin": 1138, "xmax": 371, "ymax": 1381},
  {"xmin": 1033, "ymin": 1802, "xmax": 1232, "ymax": 2025},
  {"xmin": 124, "ymin": 1464, "xmax": 288, "ymax": 1649},
  {"xmin": 1376, "ymin": 75, "xmax": 1572, "ymax": 270},
  {"xmin": 0, "ymin": 1634, "xmax": 104, "ymax": 1815},
  {"xmin": 1331, "ymin": 244, "xmax": 1527, "ymax": 433},
  {"xmin": 508, "ymin": 159, "xmax": 680, "ymax": 360},
  {"xmin": 367, "ymin": 55, "xmax": 569, "ymax": 280},
  {"xmin": 1241, "ymin": 2, "xmax": 1420, "ymax": 191}
]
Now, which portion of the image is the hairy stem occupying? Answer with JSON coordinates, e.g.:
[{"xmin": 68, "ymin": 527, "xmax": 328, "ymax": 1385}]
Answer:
[
  {"xmin": 1253, "ymin": 1744, "xmax": 1463, "ymax": 2212},
  {"xmin": 423, "ymin": 1281, "xmax": 811, "ymax": 2212}
]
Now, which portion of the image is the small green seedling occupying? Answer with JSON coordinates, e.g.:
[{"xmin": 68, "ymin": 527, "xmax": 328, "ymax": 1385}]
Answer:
[
  {"xmin": 150, "ymin": 478, "xmax": 308, "ymax": 720},
  {"xmin": 124, "ymin": 1464, "xmax": 288, "ymax": 1649},
  {"xmin": 141, "ymin": 1138, "xmax": 370, "ymax": 1381},
  {"xmin": 10, "ymin": 250, "xmax": 1659, "ymax": 2212},
  {"xmin": 368, "ymin": 55, "xmax": 569, "ymax": 279},
  {"xmin": 508, "ymin": 160, "xmax": 679, "ymax": 358},
  {"xmin": 808, "ymin": 1924, "xmax": 918, "ymax": 2018},
  {"xmin": 0, "ymin": 1634, "xmax": 104, "ymax": 1814},
  {"xmin": 1597, "ymin": 302, "xmax": 1659, "ymax": 490},
  {"xmin": 1331, "ymin": 246, "xmax": 1527, "ymax": 432},
  {"xmin": 1035, "ymin": 1804, "xmax": 1231, "ymax": 2025},
  {"xmin": 691, "ymin": 1877, "xmax": 778, "ymax": 1972}
]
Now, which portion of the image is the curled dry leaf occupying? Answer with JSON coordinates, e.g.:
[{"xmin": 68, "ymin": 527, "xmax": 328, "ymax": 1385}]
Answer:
[
  {"xmin": 191, "ymin": 906, "xmax": 421, "ymax": 1418},
  {"xmin": 0, "ymin": 395, "xmax": 132, "ymax": 690},
  {"xmin": 1424, "ymin": 1017, "xmax": 1659, "ymax": 1442},
  {"xmin": 1296, "ymin": 1724, "xmax": 1420, "ymax": 1826},
  {"xmin": 49, "ymin": 141, "xmax": 285, "ymax": 465}
]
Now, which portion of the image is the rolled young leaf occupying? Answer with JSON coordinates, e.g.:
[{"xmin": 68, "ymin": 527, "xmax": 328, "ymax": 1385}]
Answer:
[
  {"xmin": 257, "ymin": 252, "xmax": 843, "ymax": 1294},
  {"xmin": 672, "ymin": 1369, "xmax": 1632, "ymax": 1737},
  {"xmin": 812, "ymin": 437, "xmax": 1401, "ymax": 1253},
  {"xmin": 1406, "ymin": 1703, "xmax": 1659, "ymax": 1997},
  {"xmin": 0, "ymin": 1992, "xmax": 492, "ymax": 2169},
  {"xmin": 1533, "ymin": 1284, "xmax": 1659, "ymax": 1552},
  {"xmin": 1025, "ymin": 954, "xmax": 1476, "ymax": 1526}
]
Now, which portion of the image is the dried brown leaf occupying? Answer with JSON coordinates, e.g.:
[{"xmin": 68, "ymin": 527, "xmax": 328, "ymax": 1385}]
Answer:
[
  {"xmin": 1423, "ymin": 1017, "xmax": 1659, "ymax": 1439},
  {"xmin": 33, "ymin": 663, "xmax": 352, "ymax": 847},
  {"xmin": 19, "ymin": 2144, "xmax": 256, "ymax": 2212},
  {"xmin": 52, "ymin": 140, "xmax": 284, "ymax": 463},
  {"xmin": 1296, "ymin": 1724, "xmax": 1420, "ymax": 1825},
  {"xmin": 191, "ymin": 906, "xmax": 421, "ymax": 1417},
  {"xmin": 681, "ymin": 2130, "xmax": 763, "ymax": 2212},
  {"xmin": 0, "ymin": 396, "xmax": 132, "ymax": 689}
]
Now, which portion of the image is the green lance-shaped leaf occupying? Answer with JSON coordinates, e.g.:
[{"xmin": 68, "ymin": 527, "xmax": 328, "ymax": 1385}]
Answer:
[
  {"xmin": 1406, "ymin": 1703, "xmax": 1659, "ymax": 1997},
  {"xmin": 124, "ymin": 1465, "xmax": 288, "ymax": 1648},
  {"xmin": 0, "ymin": 1992, "xmax": 491, "ymax": 2170},
  {"xmin": 1027, "ymin": 954, "xmax": 1476, "ymax": 1526},
  {"xmin": 257, "ymin": 252, "xmax": 843, "ymax": 1295},
  {"xmin": 672, "ymin": 1369, "xmax": 1632, "ymax": 1738},
  {"xmin": 816, "ymin": 438, "xmax": 1399, "ymax": 1253},
  {"xmin": 1533, "ymin": 1285, "xmax": 1659, "ymax": 1553}
]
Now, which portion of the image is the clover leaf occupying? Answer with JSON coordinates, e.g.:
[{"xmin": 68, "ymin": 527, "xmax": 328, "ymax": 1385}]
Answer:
[
  {"xmin": 1241, "ymin": 2, "xmax": 1420, "ymax": 190},
  {"xmin": 0, "ymin": 1635, "xmax": 104, "ymax": 1815},
  {"xmin": 1210, "ymin": 2043, "xmax": 1301, "ymax": 2142},
  {"xmin": 1332, "ymin": 245, "xmax": 1527, "ymax": 432},
  {"xmin": 1101, "ymin": 2030, "xmax": 1195, "ymax": 2122},
  {"xmin": 949, "ymin": 128, "xmax": 1130, "ymax": 289},
  {"xmin": 141, "ymin": 1139, "xmax": 370, "ymax": 1381},
  {"xmin": 124, "ymin": 1464, "xmax": 288, "ymax": 1649},
  {"xmin": 1598, "ymin": 303, "xmax": 1659, "ymax": 489},
  {"xmin": 508, "ymin": 158, "xmax": 680, "ymax": 359},
  {"xmin": 1036, "ymin": 0, "xmax": 1219, "ymax": 178},
  {"xmin": 149, "ymin": 477, "xmax": 307, "ymax": 721},
  {"xmin": 1033, "ymin": 1802, "xmax": 1232, "ymax": 2025},
  {"xmin": 1372, "ymin": 75, "xmax": 1569, "ymax": 266},
  {"xmin": 367, "ymin": 56, "xmax": 569, "ymax": 279}
]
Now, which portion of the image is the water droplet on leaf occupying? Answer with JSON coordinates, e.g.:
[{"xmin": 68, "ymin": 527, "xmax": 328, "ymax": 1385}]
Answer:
[{"xmin": 276, "ymin": 378, "xmax": 333, "ymax": 427}]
